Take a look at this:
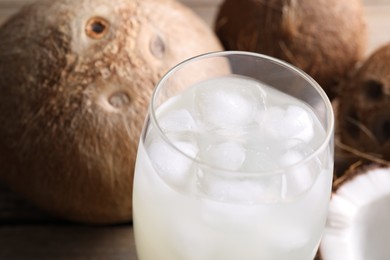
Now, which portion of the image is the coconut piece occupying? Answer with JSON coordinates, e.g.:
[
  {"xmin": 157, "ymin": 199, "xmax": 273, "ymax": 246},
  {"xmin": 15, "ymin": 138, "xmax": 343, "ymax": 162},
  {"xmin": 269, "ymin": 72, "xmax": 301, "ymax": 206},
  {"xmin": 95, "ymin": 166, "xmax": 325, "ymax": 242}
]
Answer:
[
  {"xmin": 337, "ymin": 44, "xmax": 390, "ymax": 165},
  {"xmin": 0, "ymin": 0, "xmax": 222, "ymax": 224},
  {"xmin": 214, "ymin": 0, "xmax": 367, "ymax": 99},
  {"xmin": 320, "ymin": 164, "xmax": 390, "ymax": 260}
]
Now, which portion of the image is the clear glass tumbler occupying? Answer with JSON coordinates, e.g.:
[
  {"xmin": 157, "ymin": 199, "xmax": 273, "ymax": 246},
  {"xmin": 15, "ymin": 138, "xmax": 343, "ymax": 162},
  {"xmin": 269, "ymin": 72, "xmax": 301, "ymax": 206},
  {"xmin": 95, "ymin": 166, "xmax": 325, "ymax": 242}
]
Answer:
[{"xmin": 133, "ymin": 51, "xmax": 334, "ymax": 260}]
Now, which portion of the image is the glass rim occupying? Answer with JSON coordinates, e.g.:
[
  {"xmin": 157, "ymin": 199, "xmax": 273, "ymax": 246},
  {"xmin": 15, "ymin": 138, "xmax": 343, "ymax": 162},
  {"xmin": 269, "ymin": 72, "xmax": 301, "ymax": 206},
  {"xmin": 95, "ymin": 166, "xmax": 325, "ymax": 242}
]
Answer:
[{"xmin": 150, "ymin": 50, "xmax": 334, "ymax": 176}]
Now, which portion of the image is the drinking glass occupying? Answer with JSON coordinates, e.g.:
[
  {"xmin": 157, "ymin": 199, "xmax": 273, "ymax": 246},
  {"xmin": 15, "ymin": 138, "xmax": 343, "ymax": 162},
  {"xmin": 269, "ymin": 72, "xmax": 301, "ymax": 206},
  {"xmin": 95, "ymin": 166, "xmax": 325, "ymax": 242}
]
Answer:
[{"xmin": 133, "ymin": 51, "xmax": 334, "ymax": 260}]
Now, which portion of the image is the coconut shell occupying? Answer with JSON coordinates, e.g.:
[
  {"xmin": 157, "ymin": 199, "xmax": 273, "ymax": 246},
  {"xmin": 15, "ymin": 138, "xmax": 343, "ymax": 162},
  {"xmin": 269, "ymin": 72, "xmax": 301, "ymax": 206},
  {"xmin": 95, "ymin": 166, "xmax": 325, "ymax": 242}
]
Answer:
[
  {"xmin": 337, "ymin": 44, "xmax": 390, "ymax": 168},
  {"xmin": 215, "ymin": 0, "xmax": 367, "ymax": 99},
  {"xmin": 0, "ymin": 0, "xmax": 222, "ymax": 224},
  {"xmin": 320, "ymin": 163, "xmax": 390, "ymax": 260}
]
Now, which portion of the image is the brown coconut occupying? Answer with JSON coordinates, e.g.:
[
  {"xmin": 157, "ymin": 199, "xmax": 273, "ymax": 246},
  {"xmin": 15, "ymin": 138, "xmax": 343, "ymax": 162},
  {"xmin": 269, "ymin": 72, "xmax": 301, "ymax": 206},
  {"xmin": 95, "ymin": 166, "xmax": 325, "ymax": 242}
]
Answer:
[
  {"xmin": 0, "ymin": 0, "xmax": 222, "ymax": 224},
  {"xmin": 337, "ymin": 44, "xmax": 390, "ymax": 169},
  {"xmin": 215, "ymin": 0, "xmax": 367, "ymax": 99}
]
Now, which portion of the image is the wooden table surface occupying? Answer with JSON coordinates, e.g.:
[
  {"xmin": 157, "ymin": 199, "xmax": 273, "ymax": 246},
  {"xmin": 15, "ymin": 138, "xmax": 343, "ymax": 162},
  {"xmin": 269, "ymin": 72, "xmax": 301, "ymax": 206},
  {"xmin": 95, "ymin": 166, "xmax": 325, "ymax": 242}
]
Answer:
[
  {"xmin": 0, "ymin": 0, "xmax": 389, "ymax": 259},
  {"xmin": 0, "ymin": 181, "xmax": 138, "ymax": 260}
]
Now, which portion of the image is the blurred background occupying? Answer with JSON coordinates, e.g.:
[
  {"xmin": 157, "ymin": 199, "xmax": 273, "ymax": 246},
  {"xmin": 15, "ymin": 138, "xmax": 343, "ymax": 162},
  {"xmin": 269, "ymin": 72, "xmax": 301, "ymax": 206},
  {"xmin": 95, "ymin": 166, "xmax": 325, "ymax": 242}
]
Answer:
[{"xmin": 0, "ymin": 0, "xmax": 388, "ymax": 55}]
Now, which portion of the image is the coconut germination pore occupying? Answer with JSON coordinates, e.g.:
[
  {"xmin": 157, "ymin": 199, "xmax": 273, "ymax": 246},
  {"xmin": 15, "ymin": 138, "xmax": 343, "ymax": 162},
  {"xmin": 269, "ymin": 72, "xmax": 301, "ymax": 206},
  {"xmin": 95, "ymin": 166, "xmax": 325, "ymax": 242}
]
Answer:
[{"xmin": 133, "ymin": 76, "xmax": 333, "ymax": 260}]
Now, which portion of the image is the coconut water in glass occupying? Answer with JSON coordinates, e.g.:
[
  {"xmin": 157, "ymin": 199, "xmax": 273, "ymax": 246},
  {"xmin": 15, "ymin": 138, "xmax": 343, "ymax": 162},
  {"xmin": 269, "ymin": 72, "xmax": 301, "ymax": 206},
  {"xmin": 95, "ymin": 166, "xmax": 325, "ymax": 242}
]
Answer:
[{"xmin": 133, "ymin": 51, "xmax": 334, "ymax": 260}]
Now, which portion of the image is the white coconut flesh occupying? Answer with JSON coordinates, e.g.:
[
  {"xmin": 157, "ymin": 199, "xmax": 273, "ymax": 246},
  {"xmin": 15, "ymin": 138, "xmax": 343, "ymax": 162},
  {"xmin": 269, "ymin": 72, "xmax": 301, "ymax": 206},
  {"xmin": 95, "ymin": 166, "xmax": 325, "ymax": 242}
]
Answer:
[{"xmin": 320, "ymin": 167, "xmax": 390, "ymax": 260}]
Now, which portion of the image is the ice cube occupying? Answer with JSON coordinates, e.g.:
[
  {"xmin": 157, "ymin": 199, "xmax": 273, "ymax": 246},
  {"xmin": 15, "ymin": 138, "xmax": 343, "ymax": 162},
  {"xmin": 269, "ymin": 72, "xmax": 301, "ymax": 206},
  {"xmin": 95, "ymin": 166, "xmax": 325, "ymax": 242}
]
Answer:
[
  {"xmin": 147, "ymin": 140, "xmax": 198, "ymax": 187},
  {"xmin": 279, "ymin": 144, "xmax": 320, "ymax": 199},
  {"xmin": 200, "ymin": 142, "xmax": 246, "ymax": 171},
  {"xmin": 262, "ymin": 105, "xmax": 314, "ymax": 143},
  {"xmin": 241, "ymin": 147, "xmax": 279, "ymax": 172},
  {"xmin": 286, "ymin": 105, "xmax": 314, "ymax": 142},
  {"xmin": 197, "ymin": 169, "xmax": 283, "ymax": 203},
  {"xmin": 158, "ymin": 109, "xmax": 197, "ymax": 132},
  {"xmin": 194, "ymin": 77, "xmax": 267, "ymax": 128}
]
